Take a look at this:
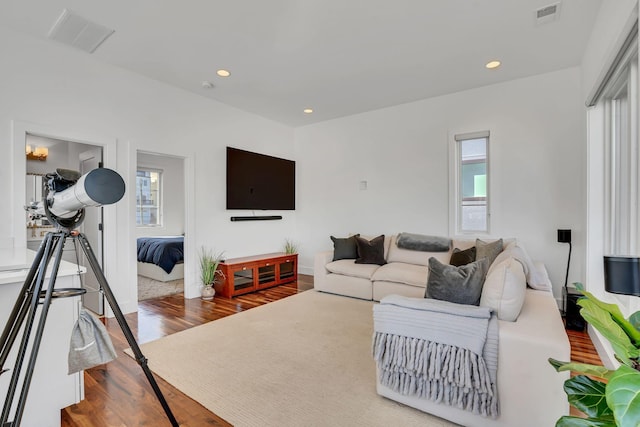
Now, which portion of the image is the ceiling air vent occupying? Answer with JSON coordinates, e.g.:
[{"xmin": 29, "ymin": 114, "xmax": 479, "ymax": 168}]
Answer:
[
  {"xmin": 47, "ymin": 9, "xmax": 114, "ymax": 54},
  {"xmin": 535, "ymin": 2, "xmax": 561, "ymax": 26}
]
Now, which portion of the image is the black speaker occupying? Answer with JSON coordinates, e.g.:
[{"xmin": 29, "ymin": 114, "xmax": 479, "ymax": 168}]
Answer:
[
  {"xmin": 557, "ymin": 229, "xmax": 572, "ymax": 244},
  {"xmin": 565, "ymin": 289, "xmax": 585, "ymax": 331},
  {"xmin": 230, "ymin": 215, "xmax": 283, "ymax": 221},
  {"xmin": 604, "ymin": 256, "xmax": 640, "ymax": 296}
]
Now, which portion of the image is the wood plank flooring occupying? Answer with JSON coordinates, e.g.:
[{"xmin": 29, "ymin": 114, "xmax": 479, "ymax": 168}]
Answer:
[
  {"xmin": 565, "ymin": 326, "xmax": 602, "ymax": 367},
  {"xmin": 61, "ymin": 276, "xmax": 599, "ymax": 426},
  {"xmin": 61, "ymin": 276, "xmax": 313, "ymax": 427}
]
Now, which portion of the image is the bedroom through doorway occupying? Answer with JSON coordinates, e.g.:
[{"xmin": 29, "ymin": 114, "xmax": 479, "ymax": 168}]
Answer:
[{"xmin": 135, "ymin": 151, "xmax": 186, "ymax": 302}]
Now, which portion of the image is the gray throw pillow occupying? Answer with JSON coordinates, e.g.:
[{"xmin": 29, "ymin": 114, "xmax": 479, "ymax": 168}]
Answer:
[
  {"xmin": 450, "ymin": 246, "xmax": 476, "ymax": 267},
  {"xmin": 330, "ymin": 235, "xmax": 360, "ymax": 261},
  {"xmin": 476, "ymin": 238, "xmax": 503, "ymax": 267},
  {"xmin": 425, "ymin": 257, "xmax": 488, "ymax": 306},
  {"xmin": 354, "ymin": 235, "xmax": 386, "ymax": 266}
]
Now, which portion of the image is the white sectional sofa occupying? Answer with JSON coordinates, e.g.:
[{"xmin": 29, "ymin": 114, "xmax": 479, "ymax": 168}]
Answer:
[
  {"xmin": 313, "ymin": 234, "xmax": 571, "ymax": 427},
  {"xmin": 316, "ymin": 235, "xmax": 526, "ymax": 301}
]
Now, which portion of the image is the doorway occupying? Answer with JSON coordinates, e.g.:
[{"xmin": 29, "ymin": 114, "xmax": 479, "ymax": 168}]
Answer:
[
  {"xmin": 134, "ymin": 151, "xmax": 186, "ymax": 302},
  {"xmin": 25, "ymin": 134, "xmax": 105, "ymax": 315}
]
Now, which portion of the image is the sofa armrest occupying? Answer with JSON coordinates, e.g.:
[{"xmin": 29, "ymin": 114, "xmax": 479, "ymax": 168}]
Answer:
[
  {"xmin": 314, "ymin": 250, "xmax": 334, "ymax": 291},
  {"xmin": 496, "ymin": 289, "xmax": 570, "ymax": 424}
]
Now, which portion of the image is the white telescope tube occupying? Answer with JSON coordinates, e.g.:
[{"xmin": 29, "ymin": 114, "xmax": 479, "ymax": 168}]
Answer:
[{"xmin": 48, "ymin": 168, "xmax": 125, "ymax": 218}]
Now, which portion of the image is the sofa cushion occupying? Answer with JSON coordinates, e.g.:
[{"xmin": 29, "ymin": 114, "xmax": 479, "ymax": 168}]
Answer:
[
  {"xmin": 425, "ymin": 257, "xmax": 488, "ymax": 305},
  {"xmin": 371, "ymin": 262, "xmax": 428, "ymax": 287},
  {"xmin": 490, "ymin": 241, "xmax": 551, "ymax": 290},
  {"xmin": 325, "ymin": 259, "xmax": 380, "ymax": 280},
  {"xmin": 450, "ymin": 246, "xmax": 476, "ymax": 266},
  {"xmin": 355, "ymin": 235, "xmax": 387, "ymax": 265},
  {"xmin": 330, "ymin": 235, "xmax": 359, "ymax": 261},
  {"xmin": 373, "ymin": 281, "xmax": 426, "ymax": 301},
  {"xmin": 481, "ymin": 257, "xmax": 527, "ymax": 321},
  {"xmin": 476, "ymin": 238, "xmax": 503, "ymax": 266},
  {"xmin": 319, "ymin": 273, "xmax": 373, "ymax": 300},
  {"xmin": 387, "ymin": 235, "xmax": 451, "ymax": 266}
]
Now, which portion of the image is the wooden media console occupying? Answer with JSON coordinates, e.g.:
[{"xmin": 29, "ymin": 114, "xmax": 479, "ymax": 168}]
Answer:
[{"xmin": 214, "ymin": 252, "xmax": 298, "ymax": 298}]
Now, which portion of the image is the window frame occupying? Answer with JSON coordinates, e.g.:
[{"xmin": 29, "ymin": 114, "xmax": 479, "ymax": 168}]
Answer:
[
  {"xmin": 135, "ymin": 167, "xmax": 163, "ymax": 227},
  {"xmin": 449, "ymin": 130, "xmax": 491, "ymax": 236},
  {"xmin": 601, "ymin": 35, "xmax": 638, "ymax": 255}
]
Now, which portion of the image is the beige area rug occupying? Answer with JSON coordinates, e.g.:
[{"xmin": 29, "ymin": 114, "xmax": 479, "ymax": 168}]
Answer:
[
  {"xmin": 135, "ymin": 291, "xmax": 457, "ymax": 427},
  {"xmin": 137, "ymin": 275, "xmax": 184, "ymax": 301}
]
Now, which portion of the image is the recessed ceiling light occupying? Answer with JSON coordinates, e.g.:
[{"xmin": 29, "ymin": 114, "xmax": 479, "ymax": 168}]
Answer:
[
  {"xmin": 485, "ymin": 60, "xmax": 501, "ymax": 69},
  {"xmin": 303, "ymin": 108, "xmax": 313, "ymax": 114},
  {"xmin": 216, "ymin": 69, "xmax": 231, "ymax": 77},
  {"xmin": 201, "ymin": 81, "xmax": 214, "ymax": 89}
]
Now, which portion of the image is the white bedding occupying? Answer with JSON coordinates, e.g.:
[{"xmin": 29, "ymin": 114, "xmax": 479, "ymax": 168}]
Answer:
[{"xmin": 137, "ymin": 261, "xmax": 184, "ymax": 282}]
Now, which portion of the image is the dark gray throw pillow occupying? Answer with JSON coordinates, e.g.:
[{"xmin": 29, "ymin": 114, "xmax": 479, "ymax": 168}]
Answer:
[
  {"xmin": 476, "ymin": 238, "xmax": 503, "ymax": 267},
  {"xmin": 330, "ymin": 235, "xmax": 360, "ymax": 261},
  {"xmin": 449, "ymin": 246, "xmax": 476, "ymax": 267},
  {"xmin": 354, "ymin": 235, "xmax": 386, "ymax": 265},
  {"xmin": 425, "ymin": 257, "xmax": 488, "ymax": 305}
]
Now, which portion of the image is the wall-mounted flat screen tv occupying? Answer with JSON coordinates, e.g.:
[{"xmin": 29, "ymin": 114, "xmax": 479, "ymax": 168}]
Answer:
[{"xmin": 226, "ymin": 147, "xmax": 295, "ymax": 210}]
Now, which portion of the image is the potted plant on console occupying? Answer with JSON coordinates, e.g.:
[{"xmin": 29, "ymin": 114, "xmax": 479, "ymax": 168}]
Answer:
[
  {"xmin": 199, "ymin": 247, "xmax": 225, "ymax": 301},
  {"xmin": 283, "ymin": 238, "xmax": 298, "ymax": 255}
]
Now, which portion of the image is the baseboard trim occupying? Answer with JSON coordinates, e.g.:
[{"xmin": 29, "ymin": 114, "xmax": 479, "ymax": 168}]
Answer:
[{"xmin": 299, "ymin": 265, "xmax": 313, "ymax": 276}]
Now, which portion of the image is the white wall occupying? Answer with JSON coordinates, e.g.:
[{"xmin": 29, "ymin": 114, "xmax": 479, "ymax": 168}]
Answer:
[
  {"xmin": 1, "ymin": 26, "xmax": 295, "ymax": 312},
  {"xmin": 295, "ymin": 67, "xmax": 585, "ymax": 304},
  {"xmin": 136, "ymin": 152, "xmax": 185, "ymax": 238}
]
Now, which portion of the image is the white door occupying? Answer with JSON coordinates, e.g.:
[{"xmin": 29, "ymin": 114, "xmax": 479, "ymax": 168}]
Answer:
[{"xmin": 79, "ymin": 148, "xmax": 104, "ymax": 315}]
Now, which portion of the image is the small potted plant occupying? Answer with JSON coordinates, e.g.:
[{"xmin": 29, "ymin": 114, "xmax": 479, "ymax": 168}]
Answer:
[
  {"xmin": 283, "ymin": 238, "xmax": 298, "ymax": 255},
  {"xmin": 199, "ymin": 247, "xmax": 225, "ymax": 301}
]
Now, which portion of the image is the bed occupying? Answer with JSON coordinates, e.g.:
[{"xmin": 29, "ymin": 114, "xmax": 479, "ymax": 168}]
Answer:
[{"xmin": 137, "ymin": 236, "xmax": 184, "ymax": 282}]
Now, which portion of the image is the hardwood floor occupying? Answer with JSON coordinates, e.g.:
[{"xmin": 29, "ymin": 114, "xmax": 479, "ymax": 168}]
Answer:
[
  {"xmin": 565, "ymin": 326, "xmax": 602, "ymax": 367},
  {"xmin": 61, "ymin": 276, "xmax": 313, "ymax": 427},
  {"xmin": 61, "ymin": 276, "xmax": 599, "ymax": 426},
  {"xmin": 565, "ymin": 324, "xmax": 602, "ymax": 419}
]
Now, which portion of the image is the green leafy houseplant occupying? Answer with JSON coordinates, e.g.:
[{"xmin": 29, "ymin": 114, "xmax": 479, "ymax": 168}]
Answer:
[
  {"xmin": 549, "ymin": 283, "xmax": 640, "ymax": 426},
  {"xmin": 199, "ymin": 247, "xmax": 225, "ymax": 287}
]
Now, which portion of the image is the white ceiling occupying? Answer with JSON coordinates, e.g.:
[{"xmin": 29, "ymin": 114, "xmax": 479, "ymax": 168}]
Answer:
[{"xmin": 2, "ymin": 0, "xmax": 602, "ymax": 127}]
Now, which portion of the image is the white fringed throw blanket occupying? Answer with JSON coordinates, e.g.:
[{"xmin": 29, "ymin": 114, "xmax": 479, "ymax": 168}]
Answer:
[{"xmin": 372, "ymin": 295, "xmax": 499, "ymax": 418}]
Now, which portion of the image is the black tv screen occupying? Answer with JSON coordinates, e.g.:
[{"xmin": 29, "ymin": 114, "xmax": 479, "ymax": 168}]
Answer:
[{"xmin": 226, "ymin": 147, "xmax": 296, "ymax": 210}]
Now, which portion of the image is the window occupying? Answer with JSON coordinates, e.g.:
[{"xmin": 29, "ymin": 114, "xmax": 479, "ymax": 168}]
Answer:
[
  {"xmin": 451, "ymin": 131, "xmax": 489, "ymax": 234},
  {"xmin": 136, "ymin": 169, "xmax": 162, "ymax": 226},
  {"xmin": 602, "ymin": 38, "xmax": 639, "ymax": 255}
]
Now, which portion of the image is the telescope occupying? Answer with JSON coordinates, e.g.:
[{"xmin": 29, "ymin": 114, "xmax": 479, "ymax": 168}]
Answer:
[
  {"xmin": 5, "ymin": 166, "xmax": 179, "ymax": 426},
  {"xmin": 26, "ymin": 167, "xmax": 125, "ymax": 229}
]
